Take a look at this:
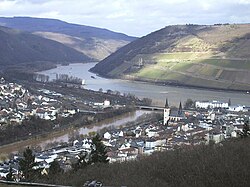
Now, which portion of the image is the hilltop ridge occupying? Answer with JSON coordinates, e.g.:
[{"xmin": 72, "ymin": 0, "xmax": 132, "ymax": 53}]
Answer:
[
  {"xmin": 0, "ymin": 17, "xmax": 136, "ymax": 61},
  {"xmin": 0, "ymin": 26, "xmax": 90, "ymax": 67}
]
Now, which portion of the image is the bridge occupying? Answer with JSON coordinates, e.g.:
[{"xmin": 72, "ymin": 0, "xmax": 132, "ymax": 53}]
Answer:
[
  {"xmin": 136, "ymin": 105, "xmax": 165, "ymax": 111},
  {"xmin": 78, "ymin": 109, "xmax": 104, "ymax": 114}
]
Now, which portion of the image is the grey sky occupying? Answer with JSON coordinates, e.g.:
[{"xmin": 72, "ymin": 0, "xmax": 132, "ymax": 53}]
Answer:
[{"xmin": 0, "ymin": 0, "xmax": 250, "ymax": 36}]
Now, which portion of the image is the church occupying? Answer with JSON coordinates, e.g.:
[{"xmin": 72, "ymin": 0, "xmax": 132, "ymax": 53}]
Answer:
[{"xmin": 164, "ymin": 98, "xmax": 185, "ymax": 125}]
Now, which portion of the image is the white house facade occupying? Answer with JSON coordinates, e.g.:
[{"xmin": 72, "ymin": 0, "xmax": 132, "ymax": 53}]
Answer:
[{"xmin": 195, "ymin": 100, "xmax": 229, "ymax": 109}]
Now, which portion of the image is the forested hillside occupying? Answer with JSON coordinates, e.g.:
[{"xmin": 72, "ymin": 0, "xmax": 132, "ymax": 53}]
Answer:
[
  {"xmin": 0, "ymin": 17, "xmax": 136, "ymax": 61},
  {"xmin": 38, "ymin": 137, "xmax": 250, "ymax": 187},
  {"xmin": 0, "ymin": 26, "xmax": 90, "ymax": 66}
]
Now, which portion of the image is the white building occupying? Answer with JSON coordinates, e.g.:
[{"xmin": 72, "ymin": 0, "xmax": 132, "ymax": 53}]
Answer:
[
  {"xmin": 104, "ymin": 99, "xmax": 111, "ymax": 107},
  {"xmin": 210, "ymin": 113, "xmax": 216, "ymax": 121},
  {"xmin": 147, "ymin": 130, "xmax": 159, "ymax": 138},
  {"xmin": 164, "ymin": 99, "xmax": 170, "ymax": 125},
  {"xmin": 82, "ymin": 138, "xmax": 92, "ymax": 149},
  {"xmin": 103, "ymin": 132, "xmax": 111, "ymax": 140},
  {"xmin": 145, "ymin": 138, "xmax": 166, "ymax": 149},
  {"xmin": 181, "ymin": 124, "xmax": 189, "ymax": 132},
  {"xmin": 231, "ymin": 131, "xmax": 238, "ymax": 138},
  {"xmin": 0, "ymin": 169, "xmax": 9, "ymax": 178},
  {"xmin": 94, "ymin": 99, "xmax": 111, "ymax": 107},
  {"xmin": 35, "ymin": 154, "xmax": 58, "ymax": 164},
  {"xmin": 195, "ymin": 100, "xmax": 228, "ymax": 109},
  {"xmin": 228, "ymin": 105, "xmax": 246, "ymax": 112},
  {"xmin": 206, "ymin": 133, "xmax": 225, "ymax": 144},
  {"xmin": 119, "ymin": 131, "xmax": 124, "ymax": 137}
]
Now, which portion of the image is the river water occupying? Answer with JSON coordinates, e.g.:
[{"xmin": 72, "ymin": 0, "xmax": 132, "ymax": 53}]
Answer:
[
  {"xmin": 40, "ymin": 62, "xmax": 250, "ymax": 106},
  {"xmin": 0, "ymin": 110, "xmax": 151, "ymax": 155},
  {"xmin": 39, "ymin": 110, "xmax": 151, "ymax": 149}
]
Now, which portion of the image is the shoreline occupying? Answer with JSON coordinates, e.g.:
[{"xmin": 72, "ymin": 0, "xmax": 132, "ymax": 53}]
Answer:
[
  {"xmin": 29, "ymin": 61, "xmax": 249, "ymax": 94},
  {"xmin": 0, "ymin": 109, "xmax": 142, "ymax": 156},
  {"xmin": 89, "ymin": 69, "xmax": 249, "ymax": 94}
]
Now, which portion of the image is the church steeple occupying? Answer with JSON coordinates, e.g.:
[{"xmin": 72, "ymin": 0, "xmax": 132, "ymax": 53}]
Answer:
[
  {"xmin": 178, "ymin": 101, "xmax": 183, "ymax": 115},
  {"xmin": 165, "ymin": 98, "xmax": 169, "ymax": 108},
  {"xmin": 164, "ymin": 98, "xmax": 170, "ymax": 125}
]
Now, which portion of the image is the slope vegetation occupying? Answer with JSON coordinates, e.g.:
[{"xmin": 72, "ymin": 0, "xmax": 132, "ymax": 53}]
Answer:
[
  {"xmin": 0, "ymin": 17, "xmax": 136, "ymax": 61},
  {"xmin": 91, "ymin": 24, "xmax": 250, "ymax": 91},
  {"xmin": 41, "ymin": 138, "xmax": 250, "ymax": 187},
  {"xmin": 0, "ymin": 26, "xmax": 90, "ymax": 66}
]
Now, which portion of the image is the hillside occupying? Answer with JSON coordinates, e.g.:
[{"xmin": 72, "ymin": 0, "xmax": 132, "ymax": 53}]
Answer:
[
  {"xmin": 0, "ymin": 26, "xmax": 91, "ymax": 67},
  {"xmin": 0, "ymin": 17, "xmax": 136, "ymax": 61},
  {"xmin": 38, "ymin": 138, "xmax": 250, "ymax": 187},
  {"xmin": 91, "ymin": 24, "xmax": 250, "ymax": 91}
]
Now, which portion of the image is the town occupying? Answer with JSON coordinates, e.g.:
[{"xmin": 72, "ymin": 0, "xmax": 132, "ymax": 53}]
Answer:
[
  {"xmin": 0, "ymin": 76, "xmax": 151, "ymax": 146},
  {"xmin": 0, "ymin": 75, "xmax": 249, "ymax": 182}
]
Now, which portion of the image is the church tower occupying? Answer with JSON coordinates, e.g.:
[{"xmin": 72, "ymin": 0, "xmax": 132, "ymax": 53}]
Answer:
[
  {"xmin": 178, "ymin": 101, "xmax": 183, "ymax": 115},
  {"xmin": 164, "ymin": 98, "xmax": 170, "ymax": 125}
]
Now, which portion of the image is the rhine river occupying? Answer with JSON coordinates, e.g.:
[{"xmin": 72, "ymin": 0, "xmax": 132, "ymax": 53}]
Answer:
[
  {"xmin": 1, "ymin": 62, "xmax": 249, "ymax": 155},
  {"xmin": 40, "ymin": 62, "xmax": 250, "ymax": 106}
]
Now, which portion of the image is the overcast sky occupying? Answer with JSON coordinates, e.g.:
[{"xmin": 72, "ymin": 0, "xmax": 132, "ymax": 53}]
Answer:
[{"xmin": 0, "ymin": 0, "xmax": 250, "ymax": 36}]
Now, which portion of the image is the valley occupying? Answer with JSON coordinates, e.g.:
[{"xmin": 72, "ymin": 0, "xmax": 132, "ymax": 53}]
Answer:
[
  {"xmin": 0, "ymin": 17, "xmax": 136, "ymax": 61},
  {"xmin": 0, "ymin": 14, "xmax": 250, "ymax": 187}
]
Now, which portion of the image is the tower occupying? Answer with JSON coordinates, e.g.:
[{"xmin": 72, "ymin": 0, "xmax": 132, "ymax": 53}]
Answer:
[
  {"xmin": 178, "ymin": 101, "xmax": 183, "ymax": 116},
  {"xmin": 164, "ymin": 98, "xmax": 170, "ymax": 125}
]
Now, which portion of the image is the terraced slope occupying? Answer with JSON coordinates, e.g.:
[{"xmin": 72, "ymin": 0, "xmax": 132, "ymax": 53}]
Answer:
[
  {"xmin": 91, "ymin": 24, "xmax": 250, "ymax": 91},
  {"xmin": 34, "ymin": 31, "xmax": 129, "ymax": 61}
]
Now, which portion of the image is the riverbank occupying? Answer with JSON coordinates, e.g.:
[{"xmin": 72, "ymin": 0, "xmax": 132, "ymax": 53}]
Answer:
[
  {"xmin": 0, "ymin": 110, "xmax": 151, "ymax": 159},
  {"xmin": 39, "ymin": 62, "xmax": 250, "ymax": 106},
  {"xmin": 92, "ymin": 69, "xmax": 250, "ymax": 93},
  {"xmin": 5, "ymin": 61, "xmax": 250, "ymax": 94},
  {"xmin": 0, "ymin": 72, "xmax": 155, "ymax": 159}
]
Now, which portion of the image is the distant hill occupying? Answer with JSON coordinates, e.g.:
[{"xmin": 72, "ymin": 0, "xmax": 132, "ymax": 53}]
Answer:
[
  {"xmin": 0, "ymin": 17, "xmax": 136, "ymax": 61},
  {"xmin": 91, "ymin": 24, "xmax": 250, "ymax": 91},
  {"xmin": 0, "ymin": 26, "xmax": 90, "ymax": 66}
]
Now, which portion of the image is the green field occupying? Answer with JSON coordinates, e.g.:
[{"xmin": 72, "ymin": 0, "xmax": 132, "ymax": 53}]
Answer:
[
  {"xmin": 133, "ymin": 52, "xmax": 250, "ymax": 90},
  {"xmin": 200, "ymin": 59, "xmax": 250, "ymax": 69}
]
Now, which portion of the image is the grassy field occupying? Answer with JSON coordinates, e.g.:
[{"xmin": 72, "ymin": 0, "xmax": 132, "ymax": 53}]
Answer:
[
  {"xmin": 155, "ymin": 52, "xmax": 212, "ymax": 61},
  {"xmin": 200, "ymin": 59, "xmax": 250, "ymax": 69}
]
